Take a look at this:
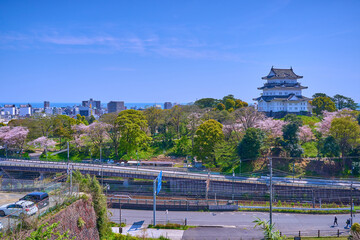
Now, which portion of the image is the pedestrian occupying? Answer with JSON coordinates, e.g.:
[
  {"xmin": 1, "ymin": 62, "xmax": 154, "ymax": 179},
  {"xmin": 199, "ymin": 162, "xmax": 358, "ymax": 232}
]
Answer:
[
  {"xmin": 346, "ymin": 219, "xmax": 351, "ymax": 228},
  {"xmin": 334, "ymin": 216, "xmax": 338, "ymax": 226}
]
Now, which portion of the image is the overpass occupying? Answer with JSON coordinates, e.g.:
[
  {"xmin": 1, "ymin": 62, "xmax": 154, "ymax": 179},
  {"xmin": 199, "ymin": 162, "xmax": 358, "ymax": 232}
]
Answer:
[
  {"xmin": 0, "ymin": 158, "xmax": 357, "ymax": 188},
  {"xmin": 1, "ymin": 158, "xmax": 360, "ymax": 203}
]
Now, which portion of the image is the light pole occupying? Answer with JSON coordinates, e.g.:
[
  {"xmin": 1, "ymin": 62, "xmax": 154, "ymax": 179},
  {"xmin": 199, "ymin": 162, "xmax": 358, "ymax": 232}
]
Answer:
[
  {"xmin": 351, "ymin": 181, "xmax": 353, "ymax": 226},
  {"xmin": 232, "ymin": 168, "xmax": 235, "ymax": 201},
  {"xmin": 269, "ymin": 157, "xmax": 273, "ymax": 226},
  {"xmin": 100, "ymin": 145, "xmax": 103, "ymax": 186},
  {"xmin": 239, "ymin": 159, "xmax": 242, "ymax": 177},
  {"xmin": 136, "ymin": 151, "xmax": 139, "ymax": 170}
]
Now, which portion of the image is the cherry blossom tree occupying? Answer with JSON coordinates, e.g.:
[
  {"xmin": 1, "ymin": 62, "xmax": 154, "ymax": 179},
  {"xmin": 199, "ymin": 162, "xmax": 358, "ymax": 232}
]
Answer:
[
  {"xmin": 71, "ymin": 124, "xmax": 88, "ymax": 148},
  {"xmin": 28, "ymin": 136, "xmax": 56, "ymax": 155},
  {"xmin": 0, "ymin": 126, "xmax": 29, "ymax": 152},
  {"xmin": 315, "ymin": 110, "xmax": 351, "ymax": 136},
  {"xmin": 255, "ymin": 118, "xmax": 286, "ymax": 138},
  {"xmin": 72, "ymin": 122, "xmax": 110, "ymax": 151},
  {"xmin": 299, "ymin": 125, "xmax": 315, "ymax": 143}
]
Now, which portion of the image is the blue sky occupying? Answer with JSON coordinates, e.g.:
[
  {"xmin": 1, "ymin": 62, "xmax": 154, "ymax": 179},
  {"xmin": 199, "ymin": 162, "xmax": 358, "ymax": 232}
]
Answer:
[{"xmin": 0, "ymin": 0, "xmax": 359, "ymax": 103}]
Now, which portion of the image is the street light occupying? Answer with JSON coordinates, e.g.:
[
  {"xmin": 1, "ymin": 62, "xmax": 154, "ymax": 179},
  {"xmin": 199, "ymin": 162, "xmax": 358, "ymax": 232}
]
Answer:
[{"xmin": 114, "ymin": 195, "xmax": 132, "ymax": 234}]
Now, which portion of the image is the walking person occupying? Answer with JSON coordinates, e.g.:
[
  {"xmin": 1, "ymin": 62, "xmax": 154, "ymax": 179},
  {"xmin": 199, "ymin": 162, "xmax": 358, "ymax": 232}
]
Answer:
[
  {"xmin": 334, "ymin": 216, "xmax": 338, "ymax": 226},
  {"xmin": 346, "ymin": 219, "xmax": 351, "ymax": 228}
]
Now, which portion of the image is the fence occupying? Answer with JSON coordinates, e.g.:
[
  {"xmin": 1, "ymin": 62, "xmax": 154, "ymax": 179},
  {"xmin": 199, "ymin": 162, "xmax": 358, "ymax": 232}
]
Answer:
[{"xmin": 0, "ymin": 182, "xmax": 79, "ymax": 238}]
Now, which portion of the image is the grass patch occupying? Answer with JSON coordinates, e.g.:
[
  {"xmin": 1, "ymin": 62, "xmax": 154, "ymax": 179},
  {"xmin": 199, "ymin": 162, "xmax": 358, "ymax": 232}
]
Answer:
[
  {"xmin": 108, "ymin": 233, "xmax": 170, "ymax": 240},
  {"xmin": 302, "ymin": 141, "xmax": 318, "ymax": 158},
  {"xmin": 286, "ymin": 237, "xmax": 348, "ymax": 240},
  {"xmin": 109, "ymin": 221, "xmax": 126, "ymax": 228},
  {"xmin": 148, "ymin": 223, "xmax": 196, "ymax": 230},
  {"xmin": 239, "ymin": 208, "xmax": 350, "ymax": 214}
]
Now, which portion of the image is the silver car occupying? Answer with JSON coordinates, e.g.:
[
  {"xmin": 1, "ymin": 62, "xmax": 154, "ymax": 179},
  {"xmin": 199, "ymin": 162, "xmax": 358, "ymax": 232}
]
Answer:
[{"xmin": 0, "ymin": 200, "xmax": 38, "ymax": 217}]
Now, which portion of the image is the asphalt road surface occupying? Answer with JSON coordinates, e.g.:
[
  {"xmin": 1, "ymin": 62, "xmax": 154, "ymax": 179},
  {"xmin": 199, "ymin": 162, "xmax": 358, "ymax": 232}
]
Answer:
[{"xmin": 109, "ymin": 209, "xmax": 352, "ymax": 239}]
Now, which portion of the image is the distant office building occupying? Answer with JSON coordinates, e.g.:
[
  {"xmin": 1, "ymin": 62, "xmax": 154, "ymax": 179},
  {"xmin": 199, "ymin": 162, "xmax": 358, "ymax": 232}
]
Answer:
[
  {"xmin": 164, "ymin": 102, "xmax": 173, "ymax": 109},
  {"xmin": 107, "ymin": 101, "xmax": 125, "ymax": 113},
  {"xmin": 79, "ymin": 107, "xmax": 91, "ymax": 117},
  {"xmin": 3, "ymin": 104, "xmax": 16, "ymax": 115},
  {"xmin": 19, "ymin": 104, "xmax": 32, "ymax": 117},
  {"xmin": 45, "ymin": 108, "xmax": 53, "ymax": 115},
  {"xmin": 82, "ymin": 98, "xmax": 101, "ymax": 110},
  {"xmin": 44, "ymin": 101, "xmax": 50, "ymax": 109}
]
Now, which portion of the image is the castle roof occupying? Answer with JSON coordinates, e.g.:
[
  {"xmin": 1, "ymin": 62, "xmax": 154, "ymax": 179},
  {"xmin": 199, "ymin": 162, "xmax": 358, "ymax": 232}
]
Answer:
[
  {"xmin": 253, "ymin": 94, "xmax": 311, "ymax": 102},
  {"xmin": 258, "ymin": 82, "xmax": 308, "ymax": 90},
  {"xmin": 262, "ymin": 67, "xmax": 303, "ymax": 80}
]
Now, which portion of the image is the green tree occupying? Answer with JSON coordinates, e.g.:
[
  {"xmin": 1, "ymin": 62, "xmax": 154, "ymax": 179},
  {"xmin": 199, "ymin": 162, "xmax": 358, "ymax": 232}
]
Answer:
[
  {"xmin": 222, "ymin": 94, "xmax": 235, "ymax": 104},
  {"xmin": 311, "ymin": 97, "xmax": 336, "ymax": 115},
  {"xmin": 216, "ymin": 103, "xmax": 226, "ymax": 111},
  {"xmin": 225, "ymin": 99, "xmax": 236, "ymax": 110},
  {"xmin": 282, "ymin": 122, "xmax": 303, "ymax": 157},
  {"xmin": 332, "ymin": 94, "xmax": 358, "ymax": 110},
  {"xmin": 237, "ymin": 128, "xmax": 265, "ymax": 160},
  {"xmin": 88, "ymin": 115, "xmax": 96, "ymax": 124},
  {"xmin": 143, "ymin": 107, "xmax": 163, "ymax": 136},
  {"xmin": 116, "ymin": 110, "xmax": 151, "ymax": 155},
  {"xmin": 76, "ymin": 114, "xmax": 89, "ymax": 125},
  {"xmin": 329, "ymin": 116, "xmax": 360, "ymax": 166},
  {"xmin": 100, "ymin": 113, "xmax": 121, "ymax": 158},
  {"xmin": 171, "ymin": 135, "xmax": 191, "ymax": 157},
  {"xmin": 319, "ymin": 135, "xmax": 341, "ymax": 157},
  {"xmin": 312, "ymin": 93, "xmax": 329, "ymax": 98},
  {"xmin": 194, "ymin": 98, "xmax": 220, "ymax": 108},
  {"xmin": 235, "ymin": 99, "xmax": 248, "ymax": 109},
  {"xmin": 193, "ymin": 119, "xmax": 224, "ymax": 167}
]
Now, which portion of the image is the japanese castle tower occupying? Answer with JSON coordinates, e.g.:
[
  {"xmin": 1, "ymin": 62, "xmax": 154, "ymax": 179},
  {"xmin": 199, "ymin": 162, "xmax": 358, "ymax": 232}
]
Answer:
[{"xmin": 254, "ymin": 67, "xmax": 311, "ymax": 117}]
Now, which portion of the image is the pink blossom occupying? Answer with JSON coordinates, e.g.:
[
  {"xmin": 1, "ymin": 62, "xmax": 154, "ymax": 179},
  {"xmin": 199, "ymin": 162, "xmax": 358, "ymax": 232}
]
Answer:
[
  {"xmin": 255, "ymin": 118, "xmax": 286, "ymax": 138},
  {"xmin": 299, "ymin": 125, "xmax": 314, "ymax": 143},
  {"xmin": 0, "ymin": 126, "xmax": 29, "ymax": 150},
  {"xmin": 315, "ymin": 110, "xmax": 350, "ymax": 135},
  {"xmin": 28, "ymin": 136, "xmax": 56, "ymax": 149}
]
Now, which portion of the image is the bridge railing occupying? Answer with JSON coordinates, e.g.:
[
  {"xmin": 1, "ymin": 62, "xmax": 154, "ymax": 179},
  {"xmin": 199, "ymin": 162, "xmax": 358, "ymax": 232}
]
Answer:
[{"xmin": 1, "ymin": 159, "xmax": 359, "ymax": 189}]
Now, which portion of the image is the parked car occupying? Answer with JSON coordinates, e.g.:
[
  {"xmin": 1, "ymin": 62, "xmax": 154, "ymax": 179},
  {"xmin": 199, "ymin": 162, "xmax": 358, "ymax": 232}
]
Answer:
[
  {"xmin": 20, "ymin": 192, "xmax": 49, "ymax": 209},
  {"xmin": 107, "ymin": 160, "xmax": 114, "ymax": 164},
  {"xmin": 0, "ymin": 200, "xmax": 38, "ymax": 217}
]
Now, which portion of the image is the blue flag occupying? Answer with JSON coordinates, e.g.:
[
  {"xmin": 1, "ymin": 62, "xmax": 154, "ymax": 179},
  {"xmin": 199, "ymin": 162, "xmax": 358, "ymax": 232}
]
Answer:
[{"xmin": 157, "ymin": 171, "xmax": 162, "ymax": 195}]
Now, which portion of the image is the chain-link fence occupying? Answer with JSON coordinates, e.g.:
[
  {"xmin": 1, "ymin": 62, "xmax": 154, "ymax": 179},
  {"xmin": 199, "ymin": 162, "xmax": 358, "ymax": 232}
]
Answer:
[{"xmin": 0, "ymin": 182, "xmax": 79, "ymax": 238}]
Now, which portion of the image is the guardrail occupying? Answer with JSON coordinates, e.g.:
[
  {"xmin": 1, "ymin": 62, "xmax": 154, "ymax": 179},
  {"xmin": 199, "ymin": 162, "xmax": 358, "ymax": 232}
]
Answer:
[{"xmin": 1, "ymin": 158, "xmax": 360, "ymax": 189}]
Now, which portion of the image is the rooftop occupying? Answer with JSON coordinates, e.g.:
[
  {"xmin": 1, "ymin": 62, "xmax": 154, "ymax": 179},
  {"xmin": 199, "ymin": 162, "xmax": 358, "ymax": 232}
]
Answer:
[{"xmin": 262, "ymin": 67, "xmax": 303, "ymax": 80}]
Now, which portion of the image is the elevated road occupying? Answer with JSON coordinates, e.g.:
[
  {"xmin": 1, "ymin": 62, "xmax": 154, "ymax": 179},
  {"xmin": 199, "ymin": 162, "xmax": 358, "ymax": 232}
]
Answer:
[{"xmin": 0, "ymin": 158, "xmax": 359, "ymax": 189}]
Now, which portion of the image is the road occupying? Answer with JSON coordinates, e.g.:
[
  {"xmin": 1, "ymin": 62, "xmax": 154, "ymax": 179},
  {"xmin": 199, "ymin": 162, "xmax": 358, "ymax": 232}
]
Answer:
[
  {"xmin": 109, "ymin": 209, "xmax": 352, "ymax": 239},
  {"xmin": 1, "ymin": 158, "xmax": 360, "ymax": 189}
]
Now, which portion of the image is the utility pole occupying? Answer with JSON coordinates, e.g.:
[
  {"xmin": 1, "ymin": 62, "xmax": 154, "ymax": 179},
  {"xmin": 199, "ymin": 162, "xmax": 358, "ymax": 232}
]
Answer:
[
  {"xmin": 239, "ymin": 160, "xmax": 242, "ymax": 177},
  {"xmin": 293, "ymin": 160, "xmax": 295, "ymax": 183},
  {"xmin": 67, "ymin": 142, "xmax": 72, "ymax": 195},
  {"xmin": 136, "ymin": 151, "xmax": 139, "ymax": 170},
  {"xmin": 119, "ymin": 198, "xmax": 122, "ymax": 233},
  {"xmin": 232, "ymin": 168, "xmax": 235, "ymax": 201},
  {"xmin": 351, "ymin": 181, "xmax": 353, "ymax": 225},
  {"xmin": 269, "ymin": 157, "xmax": 273, "ymax": 226},
  {"xmin": 100, "ymin": 145, "xmax": 103, "ymax": 186},
  {"xmin": 153, "ymin": 178, "xmax": 157, "ymax": 225},
  {"xmin": 5, "ymin": 144, "xmax": 7, "ymax": 159}
]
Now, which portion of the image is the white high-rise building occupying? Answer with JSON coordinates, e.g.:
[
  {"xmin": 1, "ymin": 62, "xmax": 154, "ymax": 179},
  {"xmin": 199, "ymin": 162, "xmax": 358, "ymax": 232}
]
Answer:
[{"xmin": 254, "ymin": 67, "xmax": 312, "ymax": 117}]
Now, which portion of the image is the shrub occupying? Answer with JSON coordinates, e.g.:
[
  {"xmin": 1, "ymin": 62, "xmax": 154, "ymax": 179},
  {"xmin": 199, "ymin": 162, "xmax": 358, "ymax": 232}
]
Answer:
[{"xmin": 77, "ymin": 217, "xmax": 86, "ymax": 229}]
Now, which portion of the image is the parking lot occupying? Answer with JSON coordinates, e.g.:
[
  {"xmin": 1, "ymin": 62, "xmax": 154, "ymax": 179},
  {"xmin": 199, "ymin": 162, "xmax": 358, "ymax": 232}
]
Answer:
[
  {"xmin": 0, "ymin": 192, "xmax": 28, "ymax": 206},
  {"xmin": 0, "ymin": 184, "xmax": 78, "ymax": 234}
]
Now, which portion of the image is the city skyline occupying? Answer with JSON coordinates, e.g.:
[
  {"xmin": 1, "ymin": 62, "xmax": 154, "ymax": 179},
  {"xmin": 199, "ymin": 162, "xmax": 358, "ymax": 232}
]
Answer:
[{"xmin": 1, "ymin": 0, "xmax": 359, "ymax": 103}]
